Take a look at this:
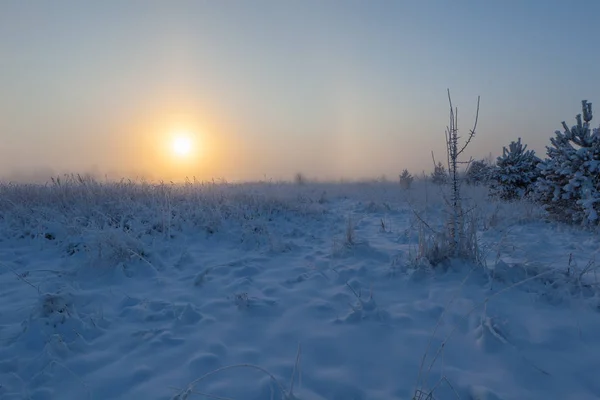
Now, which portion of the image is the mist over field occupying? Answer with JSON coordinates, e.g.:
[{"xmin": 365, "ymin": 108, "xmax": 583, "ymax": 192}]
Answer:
[{"xmin": 2, "ymin": 1, "xmax": 599, "ymax": 183}]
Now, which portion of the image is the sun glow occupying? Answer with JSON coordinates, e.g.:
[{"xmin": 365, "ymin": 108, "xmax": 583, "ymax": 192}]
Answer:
[
  {"xmin": 133, "ymin": 112, "xmax": 225, "ymax": 181},
  {"xmin": 171, "ymin": 133, "xmax": 194, "ymax": 157}
]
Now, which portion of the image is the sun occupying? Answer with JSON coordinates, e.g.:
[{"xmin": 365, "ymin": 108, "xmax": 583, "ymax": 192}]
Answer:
[{"xmin": 171, "ymin": 134, "xmax": 193, "ymax": 157}]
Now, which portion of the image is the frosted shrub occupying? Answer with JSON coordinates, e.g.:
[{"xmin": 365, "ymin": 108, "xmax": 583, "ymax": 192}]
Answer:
[
  {"xmin": 490, "ymin": 138, "xmax": 540, "ymax": 200},
  {"xmin": 535, "ymin": 100, "xmax": 600, "ymax": 225}
]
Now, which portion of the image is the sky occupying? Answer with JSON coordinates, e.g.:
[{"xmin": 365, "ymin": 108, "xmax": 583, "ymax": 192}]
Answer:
[{"xmin": 1, "ymin": 0, "xmax": 599, "ymax": 183}]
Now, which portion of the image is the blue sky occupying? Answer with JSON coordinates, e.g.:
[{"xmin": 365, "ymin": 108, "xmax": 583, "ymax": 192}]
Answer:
[{"xmin": 1, "ymin": 0, "xmax": 599, "ymax": 181}]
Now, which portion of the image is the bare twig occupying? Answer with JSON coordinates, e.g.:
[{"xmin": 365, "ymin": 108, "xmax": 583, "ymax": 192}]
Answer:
[
  {"xmin": 0, "ymin": 261, "xmax": 41, "ymax": 295},
  {"xmin": 457, "ymin": 95, "xmax": 480, "ymax": 157},
  {"xmin": 289, "ymin": 343, "xmax": 302, "ymax": 395},
  {"xmin": 176, "ymin": 364, "xmax": 288, "ymax": 399}
]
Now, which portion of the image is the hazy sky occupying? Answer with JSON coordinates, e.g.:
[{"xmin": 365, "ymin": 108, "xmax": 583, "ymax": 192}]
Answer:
[{"xmin": 1, "ymin": 0, "xmax": 599, "ymax": 182}]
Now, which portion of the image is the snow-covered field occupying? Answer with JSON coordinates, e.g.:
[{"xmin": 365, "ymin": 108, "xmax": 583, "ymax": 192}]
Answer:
[{"xmin": 1, "ymin": 179, "xmax": 599, "ymax": 400}]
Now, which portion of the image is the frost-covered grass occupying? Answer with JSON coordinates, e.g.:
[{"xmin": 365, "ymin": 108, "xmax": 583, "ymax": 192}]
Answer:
[{"xmin": 0, "ymin": 177, "xmax": 599, "ymax": 399}]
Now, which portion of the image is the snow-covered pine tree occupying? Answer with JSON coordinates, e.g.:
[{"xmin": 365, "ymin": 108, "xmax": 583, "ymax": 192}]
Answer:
[
  {"xmin": 465, "ymin": 159, "xmax": 492, "ymax": 186},
  {"xmin": 535, "ymin": 100, "xmax": 600, "ymax": 225},
  {"xmin": 399, "ymin": 169, "xmax": 414, "ymax": 189},
  {"xmin": 490, "ymin": 138, "xmax": 541, "ymax": 200},
  {"xmin": 430, "ymin": 161, "xmax": 448, "ymax": 185}
]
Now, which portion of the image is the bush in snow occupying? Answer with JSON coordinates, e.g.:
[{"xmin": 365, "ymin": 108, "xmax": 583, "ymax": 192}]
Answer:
[
  {"xmin": 399, "ymin": 169, "xmax": 414, "ymax": 189},
  {"xmin": 430, "ymin": 161, "xmax": 448, "ymax": 185},
  {"xmin": 465, "ymin": 159, "xmax": 493, "ymax": 186},
  {"xmin": 535, "ymin": 100, "xmax": 600, "ymax": 225},
  {"xmin": 489, "ymin": 138, "xmax": 541, "ymax": 200}
]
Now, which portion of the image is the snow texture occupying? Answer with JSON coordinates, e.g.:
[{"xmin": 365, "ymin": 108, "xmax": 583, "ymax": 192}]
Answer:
[{"xmin": 0, "ymin": 179, "xmax": 599, "ymax": 400}]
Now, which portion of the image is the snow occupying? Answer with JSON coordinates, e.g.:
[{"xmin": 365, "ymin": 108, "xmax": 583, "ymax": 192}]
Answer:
[{"xmin": 1, "ymin": 180, "xmax": 599, "ymax": 400}]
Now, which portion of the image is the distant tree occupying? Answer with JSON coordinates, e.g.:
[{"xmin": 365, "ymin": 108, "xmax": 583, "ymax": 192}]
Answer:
[
  {"xmin": 294, "ymin": 172, "xmax": 307, "ymax": 185},
  {"xmin": 465, "ymin": 159, "xmax": 493, "ymax": 186},
  {"xmin": 399, "ymin": 169, "xmax": 414, "ymax": 189},
  {"xmin": 535, "ymin": 100, "xmax": 600, "ymax": 225},
  {"xmin": 430, "ymin": 161, "xmax": 448, "ymax": 185},
  {"xmin": 490, "ymin": 138, "xmax": 541, "ymax": 200}
]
